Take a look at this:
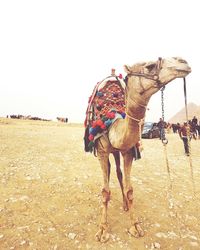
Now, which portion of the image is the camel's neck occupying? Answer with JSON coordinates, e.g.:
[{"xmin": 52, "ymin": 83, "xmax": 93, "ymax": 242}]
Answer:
[
  {"xmin": 124, "ymin": 94, "xmax": 147, "ymax": 141},
  {"xmin": 124, "ymin": 77, "xmax": 150, "ymax": 132},
  {"xmin": 108, "ymin": 101, "xmax": 147, "ymax": 150},
  {"xmin": 108, "ymin": 78, "xmax": 150, "ymax": 150},
  {"xmin": 125, "ymin": 95, "xmax": 147, "ymax": 122}
]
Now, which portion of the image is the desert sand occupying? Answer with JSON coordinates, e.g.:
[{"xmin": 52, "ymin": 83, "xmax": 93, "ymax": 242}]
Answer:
[{"xmin": 0, "ymin": 118, "xmax": 200, "ymax": 250}]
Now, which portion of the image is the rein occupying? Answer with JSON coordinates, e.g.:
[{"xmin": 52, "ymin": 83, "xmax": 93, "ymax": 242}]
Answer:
[
  {"xmin": 183, "ymin": 77, "xmax": 196, "ymax": 196},
  {"xmin": 183, "ymin": 77, "xmax": 189, "ymax": 122}
]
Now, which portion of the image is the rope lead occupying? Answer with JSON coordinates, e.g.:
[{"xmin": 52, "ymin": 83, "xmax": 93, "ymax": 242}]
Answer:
[{"xmin": 183, "ymin": 78, "xmax": 196, "ymax": 197}]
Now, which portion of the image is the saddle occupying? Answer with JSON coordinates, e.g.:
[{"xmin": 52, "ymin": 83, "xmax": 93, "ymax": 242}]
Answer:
[{"xmin": 84, "ymin": 75, "xmax": 126, "ymax": 152}]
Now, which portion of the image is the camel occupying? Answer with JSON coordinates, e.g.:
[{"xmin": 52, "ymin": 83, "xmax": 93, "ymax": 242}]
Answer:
[
  {"xmin": 56, "ymin": 117, "xmax": 68, "ymax": 123},
  {"xmin": 88, "ymin": 57, "xmax": 191, "ymax": 242}
]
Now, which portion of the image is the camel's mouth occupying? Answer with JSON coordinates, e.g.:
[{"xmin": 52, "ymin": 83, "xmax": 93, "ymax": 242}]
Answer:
[{"xmin": 177, "ymin": 67, "xmax": 192, "ymax": 74}]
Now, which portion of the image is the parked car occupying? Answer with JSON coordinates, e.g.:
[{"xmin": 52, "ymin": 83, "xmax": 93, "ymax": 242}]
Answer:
[{"xmin": 142, "ymin": 122, "xmax": 160, "ymax": 139}]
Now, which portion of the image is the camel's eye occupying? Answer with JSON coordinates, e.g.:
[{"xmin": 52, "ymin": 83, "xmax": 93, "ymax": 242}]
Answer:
[
  {"xmin": 179, "ymin": 59, "xmax": 187, "ymax": 64},
  {"xmin": 173, "ymin": 57, "xmax": 187, "ymax": 64},
  {"xmin": 145, "ymin": 63, "xmax": 157, "ymax": 72}
]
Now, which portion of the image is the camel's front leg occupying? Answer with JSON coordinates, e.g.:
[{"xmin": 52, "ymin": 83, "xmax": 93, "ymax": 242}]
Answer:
[
  {"xmin": 113, "ymin": 152, "xmax": 129, "ymax": 211},
  {"xmin": 95, "ymin": 151, "xmax": 110, "ymax": 243},
  {"xmin": 122, "ymin": 150, "xmax": 144, "ymax": 237}
]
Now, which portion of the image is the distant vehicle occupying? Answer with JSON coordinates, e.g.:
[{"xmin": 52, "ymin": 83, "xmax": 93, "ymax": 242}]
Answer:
[{"xmin": 142, "ymin": 122, "xmax": 160, "ymax": 139}]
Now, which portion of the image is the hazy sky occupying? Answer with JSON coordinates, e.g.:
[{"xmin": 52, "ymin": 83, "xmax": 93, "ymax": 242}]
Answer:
[{"xmin": 0, "ymin": 0, "xmax": 199, "ymax": 123}]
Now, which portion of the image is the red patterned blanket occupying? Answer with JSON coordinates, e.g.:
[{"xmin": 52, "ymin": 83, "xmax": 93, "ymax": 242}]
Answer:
[{"xmin": 84, "ymin": 75, "xmax": 126, "ymax": 152}]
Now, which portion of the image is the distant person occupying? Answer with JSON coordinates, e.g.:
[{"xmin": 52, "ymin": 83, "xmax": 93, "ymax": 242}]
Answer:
[
  {"xmin": 191, "ymin": 116, "xmax": 198, "ymax": 139},
  {"xmin": 192, "ymin": 116, "xmax": 198, "ymax": 126},
  {"xmin": 171, "ymin": 123, "xmax": 177, "ymax": 133},
  {"xmin": 157, "ymin": 118, "xmax": 165, "ymax": 140},
  {"xmin": 172, "ymin": 123, "xmax": 180, "ymax": 133},
  {"xmin": 176, "ymin": 123, "xmax": 181, "ymax": 132},
  {"xmin": 179, "ymin": 121, "xmax": 191, "ymax": 156},
  {"xmin": 197, "ymin": 121, "xmax": 200, "ymax": 139}
]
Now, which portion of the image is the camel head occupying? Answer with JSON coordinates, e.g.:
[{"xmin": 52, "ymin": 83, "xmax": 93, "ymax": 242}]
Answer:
[{"xmin": 124, "ymin": 57, "xmax": 191, "ymax": 101}]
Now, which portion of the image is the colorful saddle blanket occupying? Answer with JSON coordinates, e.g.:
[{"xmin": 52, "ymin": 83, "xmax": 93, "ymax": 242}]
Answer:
[{"xmin": 84, "ymin": 76, "xmax": 126, "ymax": 152}]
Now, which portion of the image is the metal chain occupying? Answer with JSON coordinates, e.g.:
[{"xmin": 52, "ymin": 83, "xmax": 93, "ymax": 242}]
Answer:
[
  {"xmin": 161, "ymin": 87, "xmax": 168, "ymax": 144},
  {"xmin": 160, "ymin": 86, "xmax": 171, "ymax": 179}
]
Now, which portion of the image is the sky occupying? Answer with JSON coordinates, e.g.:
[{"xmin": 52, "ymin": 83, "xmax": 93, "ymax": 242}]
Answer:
[{"xmin": 0, "ymin": 0, "xmax": 199, "ymax": 123}]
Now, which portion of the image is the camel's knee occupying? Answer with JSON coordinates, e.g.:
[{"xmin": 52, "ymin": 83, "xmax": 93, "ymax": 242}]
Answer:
[{"xmin": 102, "ymin": 188, "xmax": 111, "ymax": 203}]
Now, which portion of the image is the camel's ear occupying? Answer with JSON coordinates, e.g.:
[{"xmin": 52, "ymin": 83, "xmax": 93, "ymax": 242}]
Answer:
[{"xmin": 124, "ymin": 65, "xmax": 131, "ymax": 74}]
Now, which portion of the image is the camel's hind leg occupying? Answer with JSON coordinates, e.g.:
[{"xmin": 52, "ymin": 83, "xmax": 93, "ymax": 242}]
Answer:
[
  {"xmin": 122, "ymin": 150, "xmax": 144, "ymax": 238},
  {"xmin": 113, "ymin": 152, "xmax": 129, "ymax": 211},
  {"xmin": 95, "ymin": 149, "xmax": 111, "ymax": 243}
]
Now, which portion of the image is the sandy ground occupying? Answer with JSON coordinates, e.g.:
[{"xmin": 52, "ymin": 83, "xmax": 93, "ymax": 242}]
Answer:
[{"xmin": 0, "ymin": 118, "xmax": 200, "ymax": 250}]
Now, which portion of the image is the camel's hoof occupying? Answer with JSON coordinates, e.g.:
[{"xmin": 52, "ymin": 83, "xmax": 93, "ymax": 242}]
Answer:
[
  {"xmin": 95, "ymin": 228, "xmax": 110, "ymax": 243},
  {"xmin": 95, "ymin": 229, "xmax": 102, "ymax": 241},
  {"xmin": 128, "ymin": 223, "xmax": 144, "ymax": 238},
  {"xmin": 123, "ymin": 199, "xmax": 129, "ymax": 211}
]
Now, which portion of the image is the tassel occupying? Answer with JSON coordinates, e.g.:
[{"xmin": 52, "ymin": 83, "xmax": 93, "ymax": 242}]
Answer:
[{"xmin": 88, "ymin": 141, "xmax": 95, "ymax": 152}]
